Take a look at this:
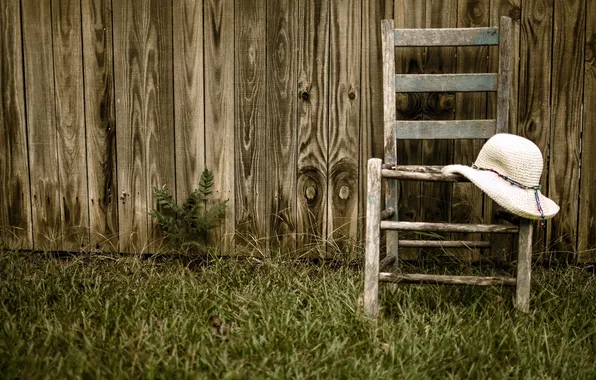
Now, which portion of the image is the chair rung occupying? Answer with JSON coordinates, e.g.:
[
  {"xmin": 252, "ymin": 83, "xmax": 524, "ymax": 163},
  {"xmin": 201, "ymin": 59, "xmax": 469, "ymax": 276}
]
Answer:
[
  {"xmin": 398, "ymin": 240, "xmax": 491, "ymax": 248},
  {"xmin": 381, "ymin": 221, "xmax": 519, "ymax": 234},
  {"xmin": 394, "ymin": 27, "xmax": 499, "ymax": 47},
  {"xmin": 379, "ymin": 272, "xmax": 517, "ymax": 286},
  {"xmin": 394, "ymin": 120, "xmax": 496, "ymax": 139},
  {"xmin": 381, "ymin": 166, "xmax": 468, "ymax": 182},
  {"xmin": 395, "ymin": 73, "xmax": 497, "ymax": 92}
]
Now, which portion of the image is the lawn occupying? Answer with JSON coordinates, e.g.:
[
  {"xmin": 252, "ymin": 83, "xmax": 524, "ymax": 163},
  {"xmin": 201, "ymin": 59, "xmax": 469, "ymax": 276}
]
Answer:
[{"xmin": 1, "ymin": 250, "xmax": 595, "ymax": 379}]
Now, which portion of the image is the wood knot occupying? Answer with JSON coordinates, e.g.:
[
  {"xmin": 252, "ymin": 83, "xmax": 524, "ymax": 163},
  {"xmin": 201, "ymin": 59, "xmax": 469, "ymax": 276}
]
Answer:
[
  {"xmin": 338, "ymin": 186, "xmax": 350, "ymax": 200},
  {"xmin": 301, "ymin": 91, "xmax": 310, "ymax": 101},
  {"xmin": 348, "ymin": 91, "xmax": 356, "ymax": 100},
  {"xmin": 509, "ymin": 6, "xmax": 521, "ymax": 21},
  {"xmin": 305, "ymin": 186, "xmax": 316, "ymax": 200}
]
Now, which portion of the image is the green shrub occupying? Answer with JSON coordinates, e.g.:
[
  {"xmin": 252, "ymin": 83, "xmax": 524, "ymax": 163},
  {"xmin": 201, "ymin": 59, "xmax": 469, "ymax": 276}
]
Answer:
[{"xmin": 150, "ymin": 169, "xmax": 227, "ymax": 253}]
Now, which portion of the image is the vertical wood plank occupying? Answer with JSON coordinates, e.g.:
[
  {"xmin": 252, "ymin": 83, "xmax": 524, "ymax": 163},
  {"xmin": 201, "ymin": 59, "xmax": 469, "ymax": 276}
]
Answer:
[
  {"xmin": 52, "ymin": 0, "xmax": 89, "ymax": 251},
  {"xmin": 515, "ymin": 218, "xmax": 533, "ymax": 313},
  {"xmin": 0, "ymin": 0, "xmax": 32, "ymax": 250},
  {"xmin": 359, "ymin": 0, "xmax": 393, "ymax": 243},
  {"xmin": 452, "ymin": 0, "xmax": 490, "ymax": 261},
  {"xmin": 578, "ymin": 0, "xmax": 596, "ymax": 262},
  {"xmin": 81, "ymin": 0, "xmax": 119, "ymax": 252},
  {"xmin": 235, "ymin": 0, "xmax": 268, "ymax": 248},
  {"xmin": 327, "ymin": 0, "xmax": 361, "ymax": 251},
  {"xmin": 267, "ymin": 0, "xmax": 298, "ymax": 251},
  {"xmin": 21, "ymin": 0, "xmax": 62, "ymax": 251},
  {"xmin": 364, "ymin": 158, "xmax": 382, "ymax": 319},
  {"xmin": 204, "ymin": 0, "xmax": 235, "ymax": 249},
  {"xmin": 488, "ymin": 0, "xmax": 522, "ymax": 260},
  {"xmin": 517, "ymin": 0, "xmax": 554, "ymax": 255},
  {"xmin": 297, "ymin": 0, "xmax": 330, "ymax": 255},
  {"xmin": 419, "ymin": 0, "xmax": 457, "ymax": 257},
  {"xmin": 381, "ymin": 19, "xmax": 398, "ymax": 260},
  {"xmin": 113, "ymin": 0, "xmax": 175, "ymax": 253},
  {"xmin": 393, "ymin": 0, "xmax": 425, "ymax": 260},
  {"xmin": 173, "ymin": 0, "xmax": 204, "ymax": 205},
  {"xmin": 548, "ymin": 0, "xmax": 585, "ymax": 255}
]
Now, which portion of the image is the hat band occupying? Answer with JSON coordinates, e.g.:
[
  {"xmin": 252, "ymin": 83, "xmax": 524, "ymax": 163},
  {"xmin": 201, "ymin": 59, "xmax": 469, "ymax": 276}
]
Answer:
[{"xmin": 472, "ymin": 164, "xmax": 546, "ymax": 226}]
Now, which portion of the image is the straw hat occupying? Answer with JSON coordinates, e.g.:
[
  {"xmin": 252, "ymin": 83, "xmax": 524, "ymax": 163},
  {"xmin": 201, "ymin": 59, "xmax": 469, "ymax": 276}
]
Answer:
[{"xmin": 442, "ymin": 134, "xmax": 559, "ymax": 224}]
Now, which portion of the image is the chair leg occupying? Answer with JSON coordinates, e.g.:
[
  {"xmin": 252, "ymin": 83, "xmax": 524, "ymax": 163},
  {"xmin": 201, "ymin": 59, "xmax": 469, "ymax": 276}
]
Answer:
[
  {"xmin": 364, "ymin": 159, "xmax": 382, "ymax": 318},
  {"xmin": 515, "ymin": 218, "xmax": 533, "ymax": 312}
]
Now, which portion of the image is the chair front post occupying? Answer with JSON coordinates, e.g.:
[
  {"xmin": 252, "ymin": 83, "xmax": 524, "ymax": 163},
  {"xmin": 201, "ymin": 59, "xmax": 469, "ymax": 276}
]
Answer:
[{"xmin": 364, "ymin": 158, "xmax": 382, "ymax": 318}]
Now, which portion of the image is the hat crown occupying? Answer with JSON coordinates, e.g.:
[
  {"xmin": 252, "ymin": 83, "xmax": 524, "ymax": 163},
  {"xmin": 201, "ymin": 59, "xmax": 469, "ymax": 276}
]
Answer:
[{"xmin": 473, "ymin": 134, "xmax": 543, "ymax": 187}]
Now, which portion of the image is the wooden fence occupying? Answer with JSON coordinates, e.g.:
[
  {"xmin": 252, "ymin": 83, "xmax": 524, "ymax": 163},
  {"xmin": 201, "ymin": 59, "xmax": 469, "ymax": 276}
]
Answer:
[{"xmin": 1, "ymin": 0, "xmax": 594, "ymax": 260}]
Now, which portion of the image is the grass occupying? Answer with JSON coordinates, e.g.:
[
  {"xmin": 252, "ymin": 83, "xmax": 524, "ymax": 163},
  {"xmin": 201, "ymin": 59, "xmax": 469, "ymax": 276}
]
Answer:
[{"xmin": 1, "ymin": 250, "xmax": 595, "ymax": 379}]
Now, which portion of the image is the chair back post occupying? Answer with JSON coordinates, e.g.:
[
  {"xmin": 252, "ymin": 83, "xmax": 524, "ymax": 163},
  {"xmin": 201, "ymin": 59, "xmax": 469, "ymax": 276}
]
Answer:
[{"xmin": 496, "ymin": 16, "xmax": 513, "ymax": 134}]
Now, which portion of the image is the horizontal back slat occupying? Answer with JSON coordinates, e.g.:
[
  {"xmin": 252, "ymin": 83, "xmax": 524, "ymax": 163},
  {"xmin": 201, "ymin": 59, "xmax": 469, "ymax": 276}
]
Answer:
[
  {"xmin": 395, "ymin": 74, "xmax": 498, "ymax": 92},
  {"xmin": 394, "ymin": 27, "xmax": 499, "ymax": 46},
  {"xmin": 394, "ymin": 120, "xmax": 497, "ymax": 139}
]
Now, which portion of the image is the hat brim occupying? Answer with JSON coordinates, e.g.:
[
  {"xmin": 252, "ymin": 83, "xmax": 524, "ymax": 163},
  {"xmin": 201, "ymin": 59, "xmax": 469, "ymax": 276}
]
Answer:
[{"xmin": 442, "ymin": 165, "xmax": 559, "ymax": 220}]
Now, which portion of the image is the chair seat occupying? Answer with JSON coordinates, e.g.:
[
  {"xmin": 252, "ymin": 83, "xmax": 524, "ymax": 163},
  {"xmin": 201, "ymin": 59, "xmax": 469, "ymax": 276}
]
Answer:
[{"xmin": 381, "ymin": 165, "xmax": 469, "ymax": 182}]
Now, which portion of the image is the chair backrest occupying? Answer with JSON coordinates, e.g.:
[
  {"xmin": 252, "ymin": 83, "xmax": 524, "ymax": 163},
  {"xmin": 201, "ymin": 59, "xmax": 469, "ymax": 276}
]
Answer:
[{"xmin": 381, "ymin": 16, "xmax": 513, "ymax": 166}]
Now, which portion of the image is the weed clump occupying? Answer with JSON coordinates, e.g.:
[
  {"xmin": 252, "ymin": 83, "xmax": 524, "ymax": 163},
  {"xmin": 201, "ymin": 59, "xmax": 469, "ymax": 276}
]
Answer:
[{"xmin": 150, "ymin": 169, "xmax": 227, "ymax": 254}]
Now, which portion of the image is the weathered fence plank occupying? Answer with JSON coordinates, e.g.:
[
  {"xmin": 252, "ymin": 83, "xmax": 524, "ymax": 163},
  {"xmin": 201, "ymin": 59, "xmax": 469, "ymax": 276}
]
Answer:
[
  {"xmin": 418, "ymin": 0, "xmax": 457, "ymax": 258},
  {"xmin": 204, "ymin": 0, "xmax": 235, "ymax": 248},
  {"xmin": 327, "ymin": 0, "xmax": 361, "ymax": 250},
  {"xmin": 0, "ymin": 0, "xmax": 32, "ymax": 250},
  {"xmin": 517, "ymin": 0, "xmax": 554, "ymax": 254},
  {"xmin": 578, "ymin": 1, "xmax": 596, "ymax": 262},
  {"xmin": 81, "ymin": 0, "xmax": 119, "ymax": 252},
  {"xmin": 113, "ymin": 0, "xmax": 175, "ymax": 253},
  {"xmin": 267, "ymin": 0, "xmax": 298, "ymax": 251},
  {"xmin": 451, "ymin": 0, "xmax": 490, "ymax": 261},
  {"xmin": 297, "ymin": 0, "xmax": 330, "ymax": 254},
  {"xmin": 235, "ymin": 0, "xmax": 268, "ymax": 247},
  {"xmin": 548, "ymin": 0, "xmax": 585, "ymax": 254},
  {"xmin": 173, "ymin": 0, "xmax": 205, "ymax": 205},
  {"xmin": 393, "ymin": 0, "xmax": 425, "ymax": 260},
  {"xmin": 52, "ymin": 0, "xmax": 89, "ymax": 252},
  {"xmin": 359, "ymin": 0, "xmax": 393, "ymax": 242},
  {"xmin": 22, "ymin": 0, "xmax": 62, "ymax": 251}
]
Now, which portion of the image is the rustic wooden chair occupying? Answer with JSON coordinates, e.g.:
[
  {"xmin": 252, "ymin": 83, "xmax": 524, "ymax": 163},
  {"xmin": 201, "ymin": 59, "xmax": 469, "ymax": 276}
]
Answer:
[{"xmin": 364, "ymin": 16, "xmax": 533, "ymax": 318}]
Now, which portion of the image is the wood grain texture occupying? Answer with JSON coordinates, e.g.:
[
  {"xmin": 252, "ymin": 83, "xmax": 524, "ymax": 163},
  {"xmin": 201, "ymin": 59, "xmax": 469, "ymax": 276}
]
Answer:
[
  {"xmin": 0, "ymin": 0, "xmax": 32, "ymax": 249},
  {"xmin": 52, "ymin": 0, "xmax": 89, "ymax": 251},
  {"xmin": 515, "ymin": 218, "xmax": 533, "ymax": 312},
  {"xmin": 488, "ymin": 0, "xmax": 521, "ymax": 259},
  {"xmin": 364, "ymin": 158, "xmax": 382, "ymax": 319},
  {"xmin": 395, "ymin": 73, "xmax": 497, "ymax": 92},
  {"xmin": 394, "ymin": 27, "xmax": 499, "ymax": 46},
  {"xmin": 267, "ymin": 0, "xmax": 298, "ymax": 250},
  {"xmin": 548, "ymin": 0, "xmax": 584, "ymax": 254},
  {"xmin": 173, "ymin": 0, "xmax": 204, "ymax": 203},
  {"xmin": 517, "ymin": 0, "xmax": 553, "ymax": 253},
  {"xmin": 379, "ymin": 272, "xmax": 517, "ymax": 286},
  {"xmin": 452, "ymin": 0, "xmax": 490, "ymax": 260},
  {"xmin": 113, "ymin": 0, "xmax": 175, "ymax": 253},
  {"xmin": 381, "ymin": 220, "xmax": 519, "ymax": 233},
  {"xmin": 359, "ymin": 0, "xmax": 393, "ymax": 243},
  {"xmin": 418, "ymin": 0, "xmax": 457, "ymax": 259},
  {"xmin": 297, "ymin": 0, "xmax": 329, "ymax": 254},
  {"xmin": 381, "ymin": 19, "xmax": 399, "ymax": 260},
  {"xmin": 327, "ymin": 0, "xmax": 361, "ymax": 250},
  {"xmin": 235, "ymin": 0, "xmax": 268, "ymax": 247},
  {"xmin": 21, "ymin": 0, "xmax": 62, "ymax": 251},
  {"xmin": 395, "ymin": 120, "xmax": 495, "ymax": 139},
  {"xmin": 81, "ymin": 0, "xmax": 119, "ymax": 252},
  {"xmin": 578, "ymin": 0, "xmax": 596, "ymax": 261},
  {"xmin": 393, "ymin": 0, "xmax": 426, "ymax": 260},
  {"xmin": 204, "ymin": 0, "xmax": 235, "ymax": 248}
]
